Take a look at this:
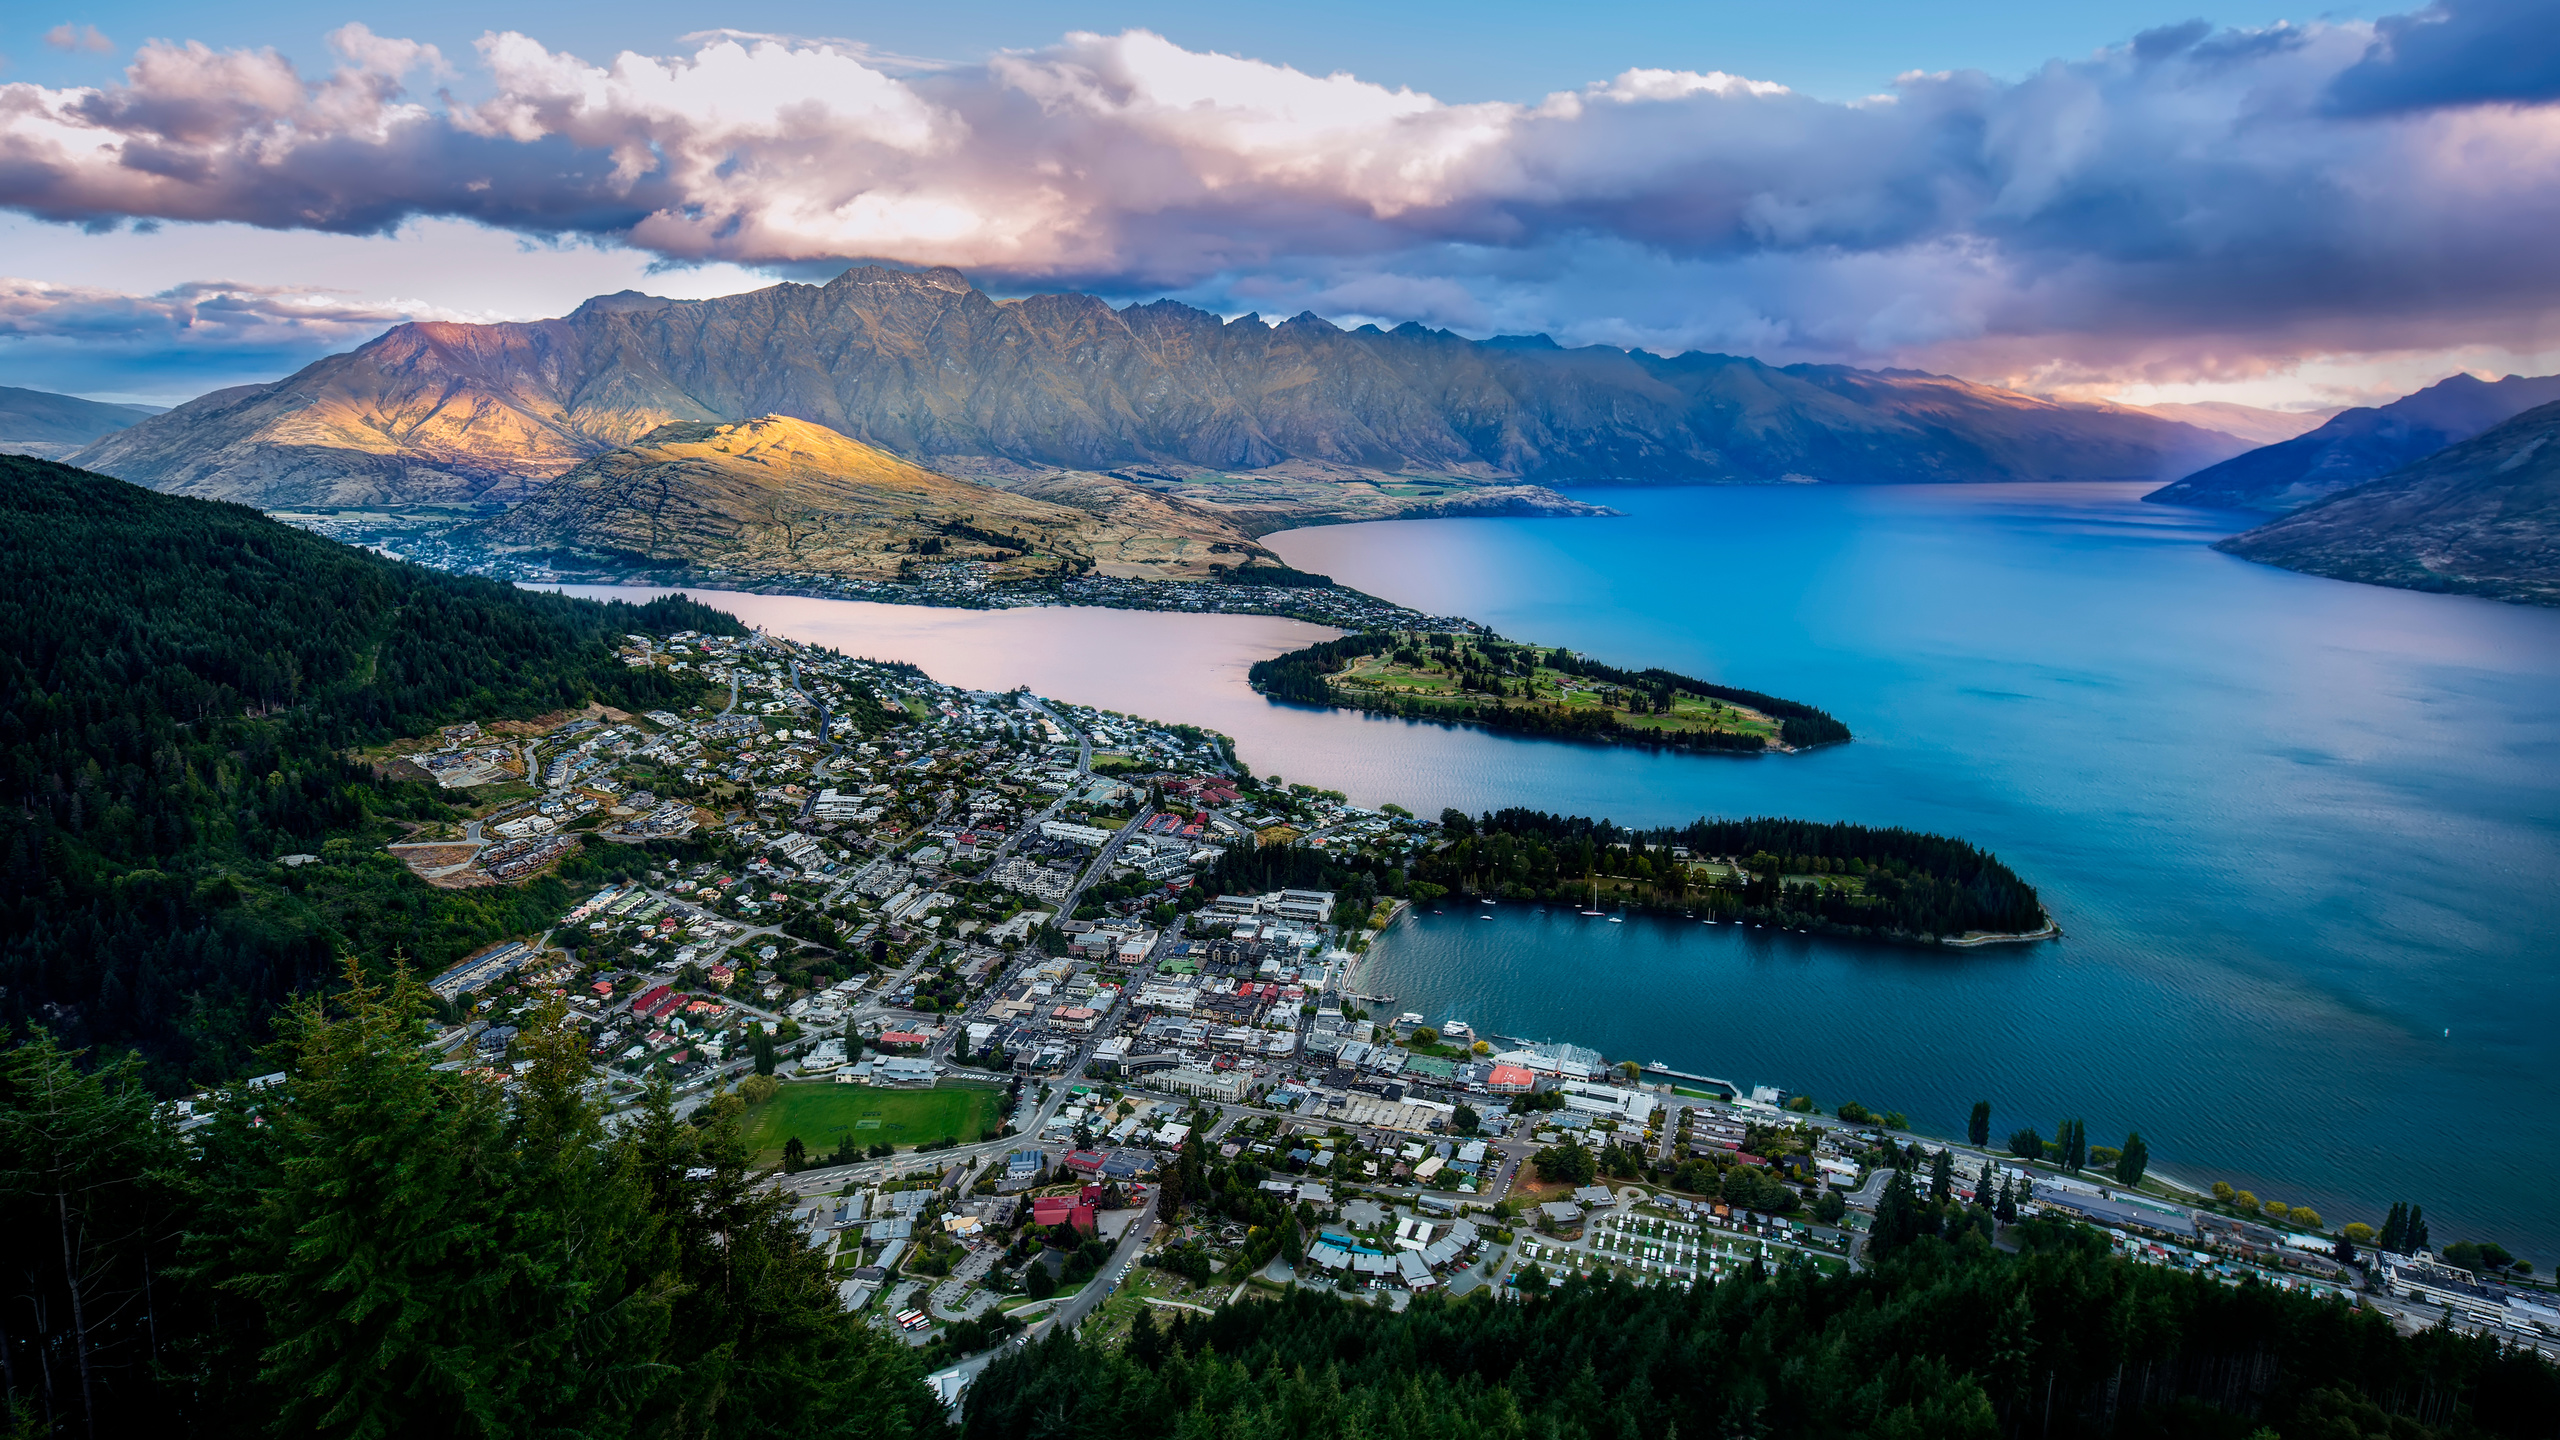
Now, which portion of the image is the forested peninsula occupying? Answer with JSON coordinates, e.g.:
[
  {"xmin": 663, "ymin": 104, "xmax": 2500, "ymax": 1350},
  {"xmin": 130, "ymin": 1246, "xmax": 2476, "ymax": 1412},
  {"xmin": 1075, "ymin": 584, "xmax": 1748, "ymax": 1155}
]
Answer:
[
  {"xmin": 1248, "ymin": 629, "xmax": 1852, "ymax": 753},
  {"xmin": 1203, "ymin": 808, "xmax": 2051, "ymax": 946},
  {"xmin": 0, "ymin": 455, "xmax": 746, "ymax": 1088}
]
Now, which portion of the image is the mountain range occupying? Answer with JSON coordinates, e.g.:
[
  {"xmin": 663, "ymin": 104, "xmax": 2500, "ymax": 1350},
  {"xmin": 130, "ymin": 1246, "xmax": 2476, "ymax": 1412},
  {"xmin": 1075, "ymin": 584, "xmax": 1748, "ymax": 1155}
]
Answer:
[
  {"xmin": 2216, "ymin": 399, "xmax": 2560, "ymax": 606},
  {"xmin": 0, "ymin": 385, "xmax": 161, "ymax": 461},
  {"xmin": 66, "ymin": 266, "xmax": 2255, "ymax": 517},
  {"xmin": 2146, "ymin": 372, "xmax": 2560, "ymax": 513}
]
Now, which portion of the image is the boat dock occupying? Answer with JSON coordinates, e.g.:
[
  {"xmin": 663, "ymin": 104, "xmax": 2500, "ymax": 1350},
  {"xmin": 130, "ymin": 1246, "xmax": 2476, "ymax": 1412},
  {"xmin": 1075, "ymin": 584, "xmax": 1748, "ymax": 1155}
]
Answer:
[{"xmin": 1642, "ymin": 1062, "xmax": 1738, "ymax": 1100}]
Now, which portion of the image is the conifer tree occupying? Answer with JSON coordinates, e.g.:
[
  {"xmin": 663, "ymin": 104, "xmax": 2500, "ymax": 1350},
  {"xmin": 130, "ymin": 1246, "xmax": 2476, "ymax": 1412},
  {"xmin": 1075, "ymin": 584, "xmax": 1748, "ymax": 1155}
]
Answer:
[
  {"xmin": 2113, "ymin": 1132, "xmax": 2149, "ymax": 1188},
  {"xmin": 212, "ymin": 959, "xmax": 521, "ymax": 1437},
  {"xmin": 0, "ymin": 1030, "xmax": 184, "ymax": 1439},
  {"xmin": 2379, "ymin": 1201, "xmax": 2408, "ymax": 1253}
]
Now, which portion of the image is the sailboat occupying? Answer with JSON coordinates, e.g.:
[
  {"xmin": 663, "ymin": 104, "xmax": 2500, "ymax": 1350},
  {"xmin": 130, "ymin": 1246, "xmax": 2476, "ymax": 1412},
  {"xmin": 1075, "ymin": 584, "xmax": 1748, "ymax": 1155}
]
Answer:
[{"xmin": 1579, "ymin": 879, "xmax": 1605, "ymax": 917}]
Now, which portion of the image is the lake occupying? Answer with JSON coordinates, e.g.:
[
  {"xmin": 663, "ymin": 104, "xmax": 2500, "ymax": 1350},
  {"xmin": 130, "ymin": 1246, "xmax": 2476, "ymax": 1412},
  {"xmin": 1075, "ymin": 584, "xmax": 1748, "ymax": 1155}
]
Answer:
[{"xmin": 552, "ymin": 480, "xmax": 2560, "ymax": 1258}]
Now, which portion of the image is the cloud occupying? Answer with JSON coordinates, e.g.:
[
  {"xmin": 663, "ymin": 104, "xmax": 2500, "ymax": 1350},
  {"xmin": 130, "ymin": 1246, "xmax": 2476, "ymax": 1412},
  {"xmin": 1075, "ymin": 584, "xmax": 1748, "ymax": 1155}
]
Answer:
[
  {"xmin": 0, "ymin": 11, "xmax": 2554, "ymax": 385},
  {"xmin": 2325, "ymin": 0, "xmax": 2560, "ymax": 114},
  {"xmin": 44, "ymin": 24, "xmax": 113, "ymax": 55},
  {"xmin": 0, "ymin": 276, "xmax": 435, "ymax": 341},
  {"xmin": 0, "ymin": 276, "xmax": 455, "ymax": 398}
]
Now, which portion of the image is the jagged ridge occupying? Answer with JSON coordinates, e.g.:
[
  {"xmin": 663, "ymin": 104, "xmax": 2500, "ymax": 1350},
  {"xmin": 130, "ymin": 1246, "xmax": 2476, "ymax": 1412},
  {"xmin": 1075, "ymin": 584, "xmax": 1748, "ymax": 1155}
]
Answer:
[{"xmin": 71, "ymin": 266, "xmax": 2250, "ymax": 507}]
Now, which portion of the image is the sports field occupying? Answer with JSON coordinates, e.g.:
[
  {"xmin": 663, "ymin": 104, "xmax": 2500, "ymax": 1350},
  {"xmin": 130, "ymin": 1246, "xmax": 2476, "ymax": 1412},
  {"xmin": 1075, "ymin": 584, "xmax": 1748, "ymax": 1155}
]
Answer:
[{"xmin": 741, "ymin": 1080, "xmax": 1005, "ymax": 1162}]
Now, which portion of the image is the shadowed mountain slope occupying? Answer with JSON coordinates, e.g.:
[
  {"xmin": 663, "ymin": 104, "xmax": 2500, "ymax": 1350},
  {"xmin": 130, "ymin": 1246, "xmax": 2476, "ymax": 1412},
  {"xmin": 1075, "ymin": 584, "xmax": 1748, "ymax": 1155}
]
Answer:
[
  {"xmin": 2216, "ymin": 399, "xmax": 2560, "ymax": 605},
  {"xmin": 2148, "ymin": 372, "xmax": 2560, "ymax": 513},
  {"xmin": 0, "ymin": 385, "xmax": 160, "ymax": 460}
]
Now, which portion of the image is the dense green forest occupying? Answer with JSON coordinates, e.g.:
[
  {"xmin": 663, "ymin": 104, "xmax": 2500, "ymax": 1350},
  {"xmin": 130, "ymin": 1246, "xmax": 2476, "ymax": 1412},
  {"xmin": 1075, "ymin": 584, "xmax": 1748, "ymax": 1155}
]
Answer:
[
  {"xmin": 1247, "ymin": 631, "xmax": 1852, "ymax": 751},
  {"xmin": 0, "ymin": 974, "xmax": 941, "ymax": 1439},
  {"xmin": 964, "ymin": 1226, "xmax": 2560, "ymax": 1440},
  {"xmin": 1422, "ymin": 808, "xmax": 2049, "ymax": 940},
  {"xmin": 0, "ymin": 457, "xmax": 745, "ymax": 1088},
  {"xmin": 1191, "ymin": 806, "xmax": 2045, "ymax": 942}
]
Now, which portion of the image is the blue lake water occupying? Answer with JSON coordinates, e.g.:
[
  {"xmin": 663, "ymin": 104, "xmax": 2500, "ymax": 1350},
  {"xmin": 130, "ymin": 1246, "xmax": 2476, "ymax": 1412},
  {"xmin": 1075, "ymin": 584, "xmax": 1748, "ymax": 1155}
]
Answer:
[{"xmin": 557, "ymin": 480, "xmax": 2560, "ymax": 1258}]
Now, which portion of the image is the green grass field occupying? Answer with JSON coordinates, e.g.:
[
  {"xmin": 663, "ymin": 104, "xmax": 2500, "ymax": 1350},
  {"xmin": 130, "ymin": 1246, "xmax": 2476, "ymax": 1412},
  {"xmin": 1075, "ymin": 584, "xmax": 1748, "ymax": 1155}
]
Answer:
[
  {"xmin": 741, "ymin": 1081, "xmax": 1005, "ymax": 1162},
  {"xmin": 1333, "ymin": 637, "xmax": 1778, "ymax": 742}
]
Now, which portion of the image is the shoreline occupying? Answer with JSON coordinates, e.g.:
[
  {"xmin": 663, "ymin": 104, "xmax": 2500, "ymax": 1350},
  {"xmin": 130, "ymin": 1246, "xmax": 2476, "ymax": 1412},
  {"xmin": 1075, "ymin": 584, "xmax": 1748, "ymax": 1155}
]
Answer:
[{"xmin": 1942, "ymin": 922, "xmax": 2064, "ymax": 948}]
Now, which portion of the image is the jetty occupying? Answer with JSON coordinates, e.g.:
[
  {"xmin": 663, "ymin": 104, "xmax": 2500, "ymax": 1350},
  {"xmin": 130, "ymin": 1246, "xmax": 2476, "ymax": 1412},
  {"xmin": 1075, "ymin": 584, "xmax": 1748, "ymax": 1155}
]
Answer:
[{"xmin": 1642, "ymin": 1062, "xmax": 1738, "ymax": 1100}]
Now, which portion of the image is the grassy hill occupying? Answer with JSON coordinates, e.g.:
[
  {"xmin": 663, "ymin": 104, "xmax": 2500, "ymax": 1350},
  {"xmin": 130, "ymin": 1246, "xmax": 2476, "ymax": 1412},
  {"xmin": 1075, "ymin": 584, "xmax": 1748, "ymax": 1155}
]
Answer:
[{"xmin": 463, "ymin": 413, "xmax": 1277, "ymax": 582}]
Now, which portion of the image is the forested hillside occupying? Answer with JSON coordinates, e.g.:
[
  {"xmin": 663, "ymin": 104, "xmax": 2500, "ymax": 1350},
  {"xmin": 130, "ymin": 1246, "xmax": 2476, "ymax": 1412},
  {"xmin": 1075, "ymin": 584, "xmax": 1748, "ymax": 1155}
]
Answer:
[
  {"xmin": 963, "ymin": 1227, "xmax": 2559, "ymax": 1440},
  {"xmin": 0, "ymin": 975, "xmax": 941, "ymax": 1439},
  {"xmin": 0, "ymin": 455, "xmax": 744, "ymax": 1087}
]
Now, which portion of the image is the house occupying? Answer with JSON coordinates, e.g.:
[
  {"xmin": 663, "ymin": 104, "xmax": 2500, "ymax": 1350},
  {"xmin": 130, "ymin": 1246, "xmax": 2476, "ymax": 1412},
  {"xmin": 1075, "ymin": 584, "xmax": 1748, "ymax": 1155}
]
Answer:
[
  {"xmin": 1539, "ymin": 1201, "xmax": 1585, "ymax": 1227},
  {"xmin": 876, "ymin": 1031, "xmax": 930, "ymax": 1049},
  {"xmin": 1030, "ymin": 1196, "xmax": 1097, "ymax": 1236},
  {"xmin": 1061, "ymin": 1149, "xmax": 1108, "ymax": 1176},
  {"xmin": 1486, "ymin": 1064, "xmax": 1536, "ymax": 1093}
]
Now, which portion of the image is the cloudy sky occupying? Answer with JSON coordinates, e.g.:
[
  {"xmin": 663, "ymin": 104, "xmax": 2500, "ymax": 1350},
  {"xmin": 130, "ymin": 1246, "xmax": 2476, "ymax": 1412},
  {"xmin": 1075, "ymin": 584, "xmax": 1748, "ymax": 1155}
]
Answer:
[{"xmin": 2, "ymin": 0, "xmax": 2554, "ymax": 407}]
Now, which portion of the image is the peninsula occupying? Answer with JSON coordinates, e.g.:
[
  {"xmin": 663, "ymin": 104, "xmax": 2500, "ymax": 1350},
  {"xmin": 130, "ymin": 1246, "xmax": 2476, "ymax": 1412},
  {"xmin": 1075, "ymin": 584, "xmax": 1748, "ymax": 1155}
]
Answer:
[{"xmin": 1249, "ymin": 630, "xmax": 1853, "ymax": 752}]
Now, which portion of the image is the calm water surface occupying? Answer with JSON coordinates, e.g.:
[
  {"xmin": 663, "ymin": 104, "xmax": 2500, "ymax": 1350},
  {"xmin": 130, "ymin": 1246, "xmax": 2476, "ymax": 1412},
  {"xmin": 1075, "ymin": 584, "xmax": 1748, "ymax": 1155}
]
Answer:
[{"xmin": 555, "ymin": 481, "xmax": 2560, "ymax": 1256}]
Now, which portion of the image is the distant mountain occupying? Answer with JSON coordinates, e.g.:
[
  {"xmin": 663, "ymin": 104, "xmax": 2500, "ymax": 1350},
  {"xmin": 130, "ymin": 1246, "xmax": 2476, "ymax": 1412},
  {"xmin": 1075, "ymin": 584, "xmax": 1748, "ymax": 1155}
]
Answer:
[
  {"xmin": 2147, "ymin": 372, "xmax": 2560, "ymax": 512},
  {"xmin": 70, "ymin": 267, "xmax": 2248, "ymax": 513},
  {"xmin": 462, "ymin": 414, "xmax": 1275, "ymax": 581},
  {"xmin": 2216, "ymin": 399, "xmax": 2560, "ymax": 605},
  {"xmin": 0, "ymin": 385, "xmax": 161, "ymax": 460},
  {"xmin": 2123, "ymin": 401, "xmax": 2339, "ymax": 448}
]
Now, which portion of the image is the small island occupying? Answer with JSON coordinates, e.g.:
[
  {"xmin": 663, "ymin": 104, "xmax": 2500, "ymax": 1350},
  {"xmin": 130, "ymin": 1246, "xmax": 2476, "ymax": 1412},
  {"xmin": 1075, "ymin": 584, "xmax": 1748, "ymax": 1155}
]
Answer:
[{"xmin": 1248, "ymin": 629, "xmax": 1851, "ymax": 752}]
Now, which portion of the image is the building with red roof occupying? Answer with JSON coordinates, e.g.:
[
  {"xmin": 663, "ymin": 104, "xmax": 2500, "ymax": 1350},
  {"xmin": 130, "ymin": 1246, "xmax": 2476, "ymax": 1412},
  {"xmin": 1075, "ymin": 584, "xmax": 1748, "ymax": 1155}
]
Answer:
[{"xmin": 1030, "ymin": 1196, "xmax": 1097, "ymax": 1236}]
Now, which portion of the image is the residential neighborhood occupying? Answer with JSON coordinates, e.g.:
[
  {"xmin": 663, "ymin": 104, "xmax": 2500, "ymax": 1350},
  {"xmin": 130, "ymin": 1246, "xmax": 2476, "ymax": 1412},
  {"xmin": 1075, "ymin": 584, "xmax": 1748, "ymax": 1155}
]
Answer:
[{"xmin": 351, "ymin": 620, "xmax": 2554, "ymax": 1412}]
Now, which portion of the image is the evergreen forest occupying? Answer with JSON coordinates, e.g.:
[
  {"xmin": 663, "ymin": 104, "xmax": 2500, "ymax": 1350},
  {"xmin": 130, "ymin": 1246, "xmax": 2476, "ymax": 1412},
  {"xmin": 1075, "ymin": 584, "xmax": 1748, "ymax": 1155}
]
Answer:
[
  {"xmin": 1422, "ymin": 809, "xmax": 2048, "ymax": 940},
  {"xmin": 964, "ymin": 1229, "xmax": 2560, "ymax": 1440},
  {"xmin": 0, "ymin": 970, "xmax": 941, "ymax": 1439}
]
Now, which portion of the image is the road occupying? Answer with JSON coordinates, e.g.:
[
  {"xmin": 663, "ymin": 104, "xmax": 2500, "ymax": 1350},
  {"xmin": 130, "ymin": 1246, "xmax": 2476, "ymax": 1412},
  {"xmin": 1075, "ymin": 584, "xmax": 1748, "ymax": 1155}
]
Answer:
[{"xmin": 929, "ymin": 1190, "xmax": 1163, "ymax": 1402}]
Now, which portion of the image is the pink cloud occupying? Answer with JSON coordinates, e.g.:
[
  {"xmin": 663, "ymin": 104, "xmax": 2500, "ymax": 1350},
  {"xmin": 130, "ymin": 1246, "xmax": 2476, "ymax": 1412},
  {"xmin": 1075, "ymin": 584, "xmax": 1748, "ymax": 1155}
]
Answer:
[{"xmin": 0, "ymin": 7, "xmax": 2550, "ymax": 384}]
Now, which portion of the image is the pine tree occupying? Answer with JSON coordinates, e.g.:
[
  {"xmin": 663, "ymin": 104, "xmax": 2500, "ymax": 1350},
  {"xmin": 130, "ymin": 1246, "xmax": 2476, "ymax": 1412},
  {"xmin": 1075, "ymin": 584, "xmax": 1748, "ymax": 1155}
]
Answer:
[
  {"xmin": 1930, "ymin": 1148, "xmax": 1954, "ymax": 1204},
  {"xmin": 2113, "ymin": 1132, "xmax": 2149, "ymax": 1188},
  {"xmin": 211, "ymin": 959, "xmax": 521, "ymax": 1437},
  {"xmin": 2379, "ymin": 1202, "xmax": 2408, "ymax": 1253},
  {"xmin": 1995, "ymin": 1179, "xmax": 2018, "ymax": 1225},
  {"xmin": 1967, "ymin": 1100, "xmax": 1991, "ymax": 1148},
  {"xmin": 1870, "ymin": 1170, "xmax": 1926, "ymax": 1258},
  {"xmin": 0, "ymin": 1030, "xmax": 185, "ymax": 1439},
  {"xmin": 2407, "ymin": 1205, "xmax": 2429, "ymax": 1255}
]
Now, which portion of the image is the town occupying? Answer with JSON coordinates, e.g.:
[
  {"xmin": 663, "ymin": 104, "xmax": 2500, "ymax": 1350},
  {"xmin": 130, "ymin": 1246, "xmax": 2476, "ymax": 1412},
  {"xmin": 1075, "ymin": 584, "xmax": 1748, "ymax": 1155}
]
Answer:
[{"xmin": 307, "ymin": 621, "xmax": 2557, "ymax": 1412}]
